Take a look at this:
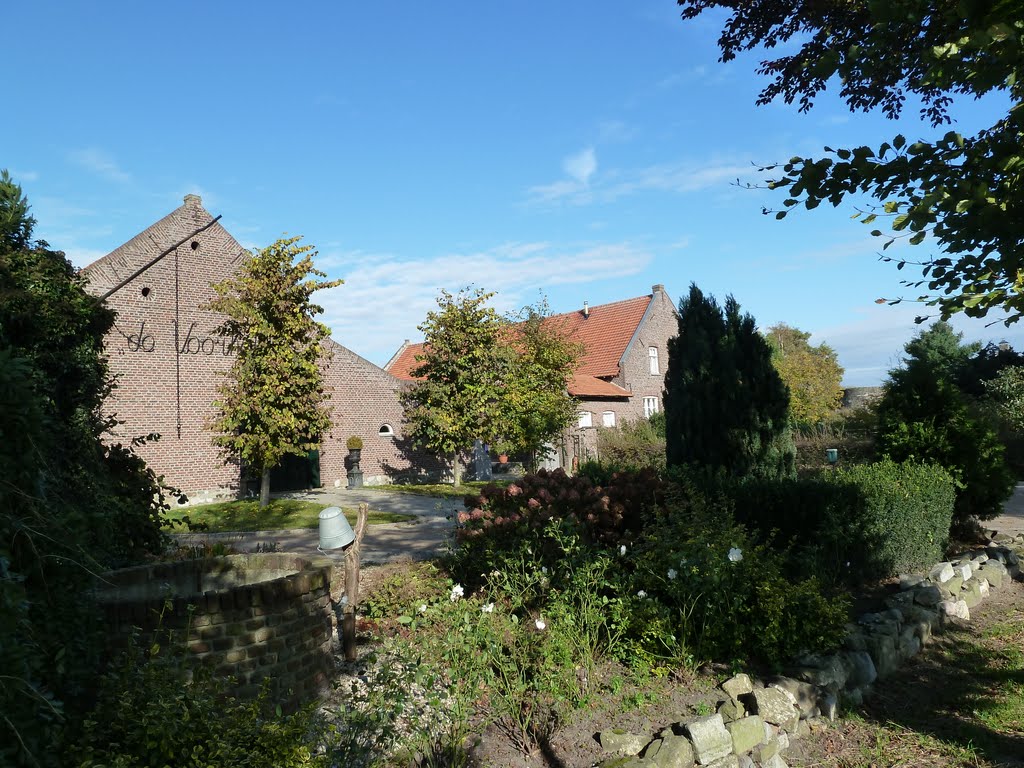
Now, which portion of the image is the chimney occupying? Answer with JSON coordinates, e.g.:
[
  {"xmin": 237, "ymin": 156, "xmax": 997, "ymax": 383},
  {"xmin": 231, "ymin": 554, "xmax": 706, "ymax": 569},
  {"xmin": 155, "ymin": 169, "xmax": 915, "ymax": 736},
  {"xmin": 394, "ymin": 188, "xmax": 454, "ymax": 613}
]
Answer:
[
  {"xmin": 582, "ymin": 301, "xmax": 589, "ymax": 318},
  {"xmin": 183, "ymin": 193, "xmax": 202, "ymax": 206},
  {"xmin": 652, "ymin": 283, "xmax": 665, "ymax": 295}
]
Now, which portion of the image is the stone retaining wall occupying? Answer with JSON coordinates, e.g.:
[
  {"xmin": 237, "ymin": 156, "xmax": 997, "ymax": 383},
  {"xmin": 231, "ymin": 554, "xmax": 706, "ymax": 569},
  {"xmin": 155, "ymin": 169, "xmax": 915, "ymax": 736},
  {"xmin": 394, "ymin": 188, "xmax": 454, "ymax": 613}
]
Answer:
[
  {"xmin": 596, "ymin": 536, "xmax": 1023, "ymax": 767},
  {"xmin": 96, "ymin": 553, "xmax": 336, "ymax": 711}
]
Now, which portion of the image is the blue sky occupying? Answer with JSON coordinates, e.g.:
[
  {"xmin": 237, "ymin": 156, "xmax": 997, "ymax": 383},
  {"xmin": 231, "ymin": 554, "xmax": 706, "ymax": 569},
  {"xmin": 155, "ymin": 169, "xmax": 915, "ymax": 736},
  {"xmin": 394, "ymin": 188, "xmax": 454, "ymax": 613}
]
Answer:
[{"xmin": 5, "ymin": 1, "xmax": 1018, "ymax": 385}]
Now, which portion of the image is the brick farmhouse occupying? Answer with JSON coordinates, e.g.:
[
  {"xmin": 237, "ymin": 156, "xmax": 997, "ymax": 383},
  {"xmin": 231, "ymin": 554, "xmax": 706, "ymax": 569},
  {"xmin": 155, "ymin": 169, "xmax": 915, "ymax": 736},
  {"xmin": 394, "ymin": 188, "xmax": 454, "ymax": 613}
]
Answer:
[
  {"xmin": 82, "ymin": 196, "xmax": 676, "ymax": 496},
  {"xmin": 385, "ymin": 286, "xmax": 678, "ymax": 468}
]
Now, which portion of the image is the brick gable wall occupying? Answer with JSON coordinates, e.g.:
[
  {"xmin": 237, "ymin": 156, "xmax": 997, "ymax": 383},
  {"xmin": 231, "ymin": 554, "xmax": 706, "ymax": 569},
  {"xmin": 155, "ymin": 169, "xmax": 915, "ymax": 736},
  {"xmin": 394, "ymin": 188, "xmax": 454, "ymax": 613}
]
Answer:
[{"xmin": 88, "ymin": 210, "xmax": 247, "ymax": 499}]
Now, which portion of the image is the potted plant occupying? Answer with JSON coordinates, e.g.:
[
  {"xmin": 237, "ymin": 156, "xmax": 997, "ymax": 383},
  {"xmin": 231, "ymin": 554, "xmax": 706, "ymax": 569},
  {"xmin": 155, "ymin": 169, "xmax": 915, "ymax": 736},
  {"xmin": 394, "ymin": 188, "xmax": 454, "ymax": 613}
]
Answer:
[{"xmin": 346, "ymin": 436, "xmax": 364, "ymax": 488}]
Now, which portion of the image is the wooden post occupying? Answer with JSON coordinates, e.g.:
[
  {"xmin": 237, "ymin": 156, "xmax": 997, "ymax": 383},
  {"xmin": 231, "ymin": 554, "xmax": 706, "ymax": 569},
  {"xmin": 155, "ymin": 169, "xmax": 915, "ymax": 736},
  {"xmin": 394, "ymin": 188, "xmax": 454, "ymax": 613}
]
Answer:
[{"xmin": 343, "ymin": 502, "xmax": 369, "ymax": 662}]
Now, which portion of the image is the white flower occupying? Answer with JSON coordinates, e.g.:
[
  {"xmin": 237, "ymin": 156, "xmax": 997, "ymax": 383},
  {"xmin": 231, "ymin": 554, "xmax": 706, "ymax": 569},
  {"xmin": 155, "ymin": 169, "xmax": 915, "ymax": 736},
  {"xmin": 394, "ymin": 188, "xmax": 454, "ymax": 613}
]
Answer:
[
  {"xmin": 418, "ymin": 603, "xmax": 427, "ymax": 613},
  {"xmin": 535, "ymin": 618, "xmax": 546, "ymax": 631},
  {"xmin": 541, "ymin": 566, "xmax": 548, "ymax": 574},
  {"xmin": 637, "ymin": 590, "xmax": 647, "ymax": 598},
  {"xmin": 450, "ymin": 584, "xmax": 465, "ymax": 601},
  {"xmin": 619, "ymin": 545, "xmax": 627, "ymax": 556},
  {"xmin": 728, "ymin": 547, "xmax": 743, "ymax": 563},
  {"xmin": 481, "ymin": 603, "xmax": 495, "ymax": 613},
  {"xmin": 667, "ymin": 568, "xmax": 678, "ymax": 580}
]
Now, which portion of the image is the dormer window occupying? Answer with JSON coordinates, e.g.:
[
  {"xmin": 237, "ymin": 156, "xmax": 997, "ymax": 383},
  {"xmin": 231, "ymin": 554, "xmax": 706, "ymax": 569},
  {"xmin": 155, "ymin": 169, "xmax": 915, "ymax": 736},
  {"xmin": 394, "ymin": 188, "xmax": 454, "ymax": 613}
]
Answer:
[{"xmin": 649, "ymin": 346, "xmax": 659, "ymax": 375}]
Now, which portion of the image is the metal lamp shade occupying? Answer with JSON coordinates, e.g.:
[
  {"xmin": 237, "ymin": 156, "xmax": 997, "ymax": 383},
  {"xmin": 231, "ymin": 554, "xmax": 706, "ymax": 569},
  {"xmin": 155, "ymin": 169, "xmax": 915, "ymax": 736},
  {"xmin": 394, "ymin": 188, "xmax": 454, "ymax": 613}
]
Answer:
[{"xmin": 319, "ymin": 506, "xmax": 355, "ymax": 550}]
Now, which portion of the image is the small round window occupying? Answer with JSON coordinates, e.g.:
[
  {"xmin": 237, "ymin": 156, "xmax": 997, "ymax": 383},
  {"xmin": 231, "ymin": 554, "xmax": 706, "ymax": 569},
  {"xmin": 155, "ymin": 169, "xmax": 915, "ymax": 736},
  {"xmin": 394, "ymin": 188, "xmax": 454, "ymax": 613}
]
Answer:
[{"xmin": 378, "ymin": 424, "xmax": 394, "ymax": 437}]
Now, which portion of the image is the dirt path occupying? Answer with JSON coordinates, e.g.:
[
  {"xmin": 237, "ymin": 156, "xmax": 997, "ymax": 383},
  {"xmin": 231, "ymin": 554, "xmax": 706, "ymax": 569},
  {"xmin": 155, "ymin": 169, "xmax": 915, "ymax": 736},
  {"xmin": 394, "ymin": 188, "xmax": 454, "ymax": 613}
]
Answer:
[{"xmin": 988, "ymin": 483, "xmax": 1024, "ymax": 539}]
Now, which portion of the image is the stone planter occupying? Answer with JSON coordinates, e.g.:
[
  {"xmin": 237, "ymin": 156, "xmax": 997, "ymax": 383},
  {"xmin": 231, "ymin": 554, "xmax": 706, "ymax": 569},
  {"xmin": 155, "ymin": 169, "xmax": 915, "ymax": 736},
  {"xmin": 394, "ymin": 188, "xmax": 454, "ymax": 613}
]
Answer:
[{"xmin": 347, "ymin": 449, "xmax": 363, "ymax": 489}]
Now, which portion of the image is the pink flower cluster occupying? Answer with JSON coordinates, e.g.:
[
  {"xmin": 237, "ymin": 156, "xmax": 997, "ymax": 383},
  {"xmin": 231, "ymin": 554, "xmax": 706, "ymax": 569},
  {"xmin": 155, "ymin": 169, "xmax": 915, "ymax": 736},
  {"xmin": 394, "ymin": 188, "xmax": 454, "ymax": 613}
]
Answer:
[{"xmin": 455, "ymin": 467, "xmax": 664, "ymax": 546}]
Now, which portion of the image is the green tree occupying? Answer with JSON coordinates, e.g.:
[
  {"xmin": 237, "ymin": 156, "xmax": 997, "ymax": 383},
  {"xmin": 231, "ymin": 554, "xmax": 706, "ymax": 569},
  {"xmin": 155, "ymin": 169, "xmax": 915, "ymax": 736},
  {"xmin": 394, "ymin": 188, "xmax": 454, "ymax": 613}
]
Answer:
[
  {"xmin": 677, "ymin": 1, "xmax": 1024, "ymax": 324},
  {"xmin": 876, "ymin": 322, "xmax": 1014, "ymax": 523},
  {"xmin": 1, "ymin": 172, "xmax": 170, "ymax": 766},
  {"xmin": 985, "ymin": 364, "xmax": 1024, "ymax": 431},
  {"xmin": 499, "ymin": 299, "xmax": 583, "ymax": 470},
  {"xmin": 665, "ymin": 283, "xmax": 795, "ymax": 479},
  {"xmin": 204, "ymin": 237, "xmax": 341, "ymax": 508},
  {"xmin": 766, "ymin": 323, "xmax": 845, "ymax": 425},
  {"xmin": 401, "ymin": 288, "xmax": 509, "ymax": 485}
]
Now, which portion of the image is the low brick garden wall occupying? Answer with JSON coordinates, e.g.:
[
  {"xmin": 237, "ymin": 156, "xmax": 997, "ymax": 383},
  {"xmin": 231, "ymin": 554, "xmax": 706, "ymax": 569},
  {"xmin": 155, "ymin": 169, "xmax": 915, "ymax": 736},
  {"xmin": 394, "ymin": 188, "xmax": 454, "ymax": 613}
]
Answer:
[
  {"xmin": 96, "ymin": 553, "xmax": 335, "ymax": 710},
  {"xmin": 595, "ymin": 537, "xmax": 1023, "ymax": 767}
]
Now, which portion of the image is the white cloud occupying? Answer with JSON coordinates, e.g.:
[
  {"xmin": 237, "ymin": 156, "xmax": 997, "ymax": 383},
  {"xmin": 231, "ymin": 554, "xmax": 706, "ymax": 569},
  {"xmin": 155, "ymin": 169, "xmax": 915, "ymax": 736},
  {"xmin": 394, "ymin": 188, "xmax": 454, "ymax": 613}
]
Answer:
[
  {"xmin": 527, "ymin": 156, "xmax": 751, "ymax": 207},
  {"xmin": 69, "ymin": 148, "xmax": 131, "ymax": 183},
  {"xmin": 63, "ymin": 247, "xmax": 110, "ymax": 269},
  {"xmin": 813, "ymin": 303, "xmax": 1024, "ymax": 387},
  {"xmin": 316, "ymin": 240, "xmax": 653, "ymax": 366},
  {"xmin": 563, "ymin": 147, "xmax": 597, "ymax": 185},
  {"xmin": 8, "ymin": 169, "xmax": 39, "ymax": 183}
]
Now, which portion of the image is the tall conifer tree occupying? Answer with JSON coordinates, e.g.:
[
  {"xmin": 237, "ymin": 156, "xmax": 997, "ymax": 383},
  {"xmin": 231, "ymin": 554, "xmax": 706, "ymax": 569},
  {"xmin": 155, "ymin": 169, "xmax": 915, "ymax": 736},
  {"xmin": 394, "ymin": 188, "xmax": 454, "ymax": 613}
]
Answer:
[{"xmin": 664, "ymin": 283, "xmax": 795, "ymax": 479}]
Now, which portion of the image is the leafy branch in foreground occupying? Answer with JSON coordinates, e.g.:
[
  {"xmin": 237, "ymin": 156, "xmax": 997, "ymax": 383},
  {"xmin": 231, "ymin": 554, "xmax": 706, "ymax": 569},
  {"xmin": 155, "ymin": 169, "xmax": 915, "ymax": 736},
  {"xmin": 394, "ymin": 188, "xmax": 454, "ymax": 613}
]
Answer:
[{"xmin": 679, "ymin": 1, "xmax": 1024, "ymax": 325}]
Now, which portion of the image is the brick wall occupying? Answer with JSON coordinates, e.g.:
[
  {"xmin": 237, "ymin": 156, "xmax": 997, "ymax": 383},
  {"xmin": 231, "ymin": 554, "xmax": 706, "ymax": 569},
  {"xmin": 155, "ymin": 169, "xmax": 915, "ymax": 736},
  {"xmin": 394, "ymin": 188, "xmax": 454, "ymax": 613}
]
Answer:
[
  {"xmin": 97, "ymin": 553, "xmax": 335, "ymax": 710},
  {"xmin": 319, "ymin": 340, "xmax": 445, "ymax": 486},
  {"xmin": 83, "ymin": 197, "xmax": 246, "ymax": 498}
]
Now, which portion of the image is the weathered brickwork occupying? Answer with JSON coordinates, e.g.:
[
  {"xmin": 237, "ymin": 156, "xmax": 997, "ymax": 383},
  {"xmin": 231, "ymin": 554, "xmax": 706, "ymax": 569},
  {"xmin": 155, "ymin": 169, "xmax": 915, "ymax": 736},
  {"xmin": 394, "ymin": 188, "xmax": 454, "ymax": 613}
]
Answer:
[
  {"xmin": 82, "ymin": 196, "xmax": 433, "ymax": 497},
  {"xmin": 319, "ymin": 340, "xmax": 443, "ymax": 486},
  {"xmin": 97, "ymin": 554, "xmax": 335, "ymax": 710},
  {"xmin": 82, "ymin": 196, "xmax": 246, "ymax": 497}
]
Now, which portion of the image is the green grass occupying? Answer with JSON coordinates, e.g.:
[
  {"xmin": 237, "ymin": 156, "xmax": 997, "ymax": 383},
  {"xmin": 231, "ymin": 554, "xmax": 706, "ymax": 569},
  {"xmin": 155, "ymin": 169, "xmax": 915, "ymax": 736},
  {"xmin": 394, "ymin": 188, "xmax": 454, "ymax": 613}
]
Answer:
[
  {"xmin": 370, "ymin": 479, "xmax": 513, "ymax": 499},
  {"xmin": 164, "ymin": 498, "xmax": 415, "ymax": 533}
]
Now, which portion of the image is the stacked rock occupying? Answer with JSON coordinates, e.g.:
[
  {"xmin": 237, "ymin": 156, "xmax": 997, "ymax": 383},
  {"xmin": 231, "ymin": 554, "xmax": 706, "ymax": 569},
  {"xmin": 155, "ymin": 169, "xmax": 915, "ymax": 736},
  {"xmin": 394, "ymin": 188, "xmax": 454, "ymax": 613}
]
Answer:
[{"xmin": 596, "ymin": 539, "xmax": 1021, "ymax": 768}]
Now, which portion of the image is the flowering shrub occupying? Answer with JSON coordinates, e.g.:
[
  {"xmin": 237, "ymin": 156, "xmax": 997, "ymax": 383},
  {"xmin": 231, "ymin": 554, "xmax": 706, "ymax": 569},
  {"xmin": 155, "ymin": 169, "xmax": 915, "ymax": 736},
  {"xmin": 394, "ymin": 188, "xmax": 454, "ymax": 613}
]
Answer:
[
  {"xmin": 452, "ymin": 468, "xmax": 664, "ymax": 587},
  {"xmin": 629, "ymin": 498, "xmax": 849, "ymax": 667}
]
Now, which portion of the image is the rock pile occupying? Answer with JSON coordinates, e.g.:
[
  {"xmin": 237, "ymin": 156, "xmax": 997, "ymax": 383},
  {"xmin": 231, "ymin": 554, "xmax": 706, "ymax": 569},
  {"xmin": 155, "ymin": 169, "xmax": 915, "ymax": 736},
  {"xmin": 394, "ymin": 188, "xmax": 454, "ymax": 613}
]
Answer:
[{"xmin": 596, "ymin": 537, "xmax": 1022, "ymax": 767}]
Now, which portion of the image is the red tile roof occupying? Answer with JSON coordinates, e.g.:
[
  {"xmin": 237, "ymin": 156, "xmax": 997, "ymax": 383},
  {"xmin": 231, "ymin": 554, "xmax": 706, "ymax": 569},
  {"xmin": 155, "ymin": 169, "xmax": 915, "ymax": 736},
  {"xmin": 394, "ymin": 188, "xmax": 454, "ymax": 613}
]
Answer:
[{"xmin": 385, "ymin": 293, "xmax": 652, "ymax": 398}]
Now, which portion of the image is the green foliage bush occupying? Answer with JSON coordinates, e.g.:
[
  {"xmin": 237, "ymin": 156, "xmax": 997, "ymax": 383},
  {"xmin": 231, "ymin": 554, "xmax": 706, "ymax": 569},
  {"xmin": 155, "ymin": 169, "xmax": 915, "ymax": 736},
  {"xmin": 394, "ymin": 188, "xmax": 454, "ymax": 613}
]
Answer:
[
  {"xmin": 695, "ymin": 459, "xmax": 955, "ymax": 585},
  {"xmin": 595, "ymin": 415, "xmax": 667, "ymax": 471},
  {"xmin": 629, "ymin": 488, "xmax": 849, "ymax": 667},
  {"xmin": 74, "ymin": 636, "xmax": 323, "ymax": 768},
  {"xmin": 1, "ymin": 175, "xmax": 174, "ymax": 766},
  {"xmin": 877, "ymin": 322, "xmax": 1015, "ymax": 523}
]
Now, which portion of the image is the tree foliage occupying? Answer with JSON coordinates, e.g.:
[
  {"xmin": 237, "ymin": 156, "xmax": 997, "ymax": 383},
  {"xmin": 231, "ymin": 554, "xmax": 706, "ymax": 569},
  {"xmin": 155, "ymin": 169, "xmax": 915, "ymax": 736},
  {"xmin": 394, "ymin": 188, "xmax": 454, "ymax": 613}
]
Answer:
[
  {"xmin": 401, "ymin": 290, "xmax": 581, "ymax": 484},
  {"xmin": 985, "ymin": 364, "xmax": 1024, "ymax": 431},
  {"xmin": 499, "ymin": 299, "xmax": 583, "ymax": 469},
  {"xmin": 765, "ymin": 323, "xmax": 845, "ymax": 425},
  {"xmin": 664, "ymin": 283, "xmax": 795, "ymax": 479},
  {"xmin": 677, "ymin": 1, "xmax": 1024, "ymax": 324},
  {"xmin": 204, "ymin": 237, "xmax": 341, "ymax": 507},
  {"xmin": 876, "ymin": 321, "xmax": 1014, "ymax": 523},
  {"xmin": 401, "ymin": 289, "xmax": 510, "ymax": 485},
  {"xmin": 1, "ymin": 172, "xmax": 171, "ymax": 766}
]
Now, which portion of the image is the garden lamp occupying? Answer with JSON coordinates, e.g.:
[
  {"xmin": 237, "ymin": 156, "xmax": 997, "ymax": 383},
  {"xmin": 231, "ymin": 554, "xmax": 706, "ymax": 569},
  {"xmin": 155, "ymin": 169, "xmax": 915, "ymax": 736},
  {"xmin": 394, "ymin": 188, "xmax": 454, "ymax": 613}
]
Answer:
[{"xmin": 318, "ymin": 506, "xmax": 355, "ymax": 550}]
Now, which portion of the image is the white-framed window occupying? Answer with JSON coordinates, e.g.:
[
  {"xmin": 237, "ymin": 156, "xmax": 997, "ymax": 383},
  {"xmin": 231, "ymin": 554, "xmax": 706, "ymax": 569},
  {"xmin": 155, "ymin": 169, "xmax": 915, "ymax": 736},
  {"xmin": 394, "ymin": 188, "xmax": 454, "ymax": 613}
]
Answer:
[
  {"xmin": 643, "ymin": 396, "xmax": 660, "ymax": 418},
  {"xmin": 602, "ymin": 411, "xmax": 616, "ymax": 427},
  {"xmin": 649, "ymin": 346, "xmax": 659, "ymax": 375},
  {"xmin": 577, "ymin": 411, "xmax": 593, "ymax": 429},
  {"xmin": 378, "ymin": 424, "xmax": 395, "ymax": 437}
]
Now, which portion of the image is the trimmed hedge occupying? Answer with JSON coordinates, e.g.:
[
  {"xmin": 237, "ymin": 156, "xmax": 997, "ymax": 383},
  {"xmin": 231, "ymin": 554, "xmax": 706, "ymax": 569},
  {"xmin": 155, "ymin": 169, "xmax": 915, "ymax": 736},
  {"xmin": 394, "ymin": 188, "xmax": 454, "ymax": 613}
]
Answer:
[{"xmin": 692, "ymin": 460, "xmax": 955, "ymax": 585}]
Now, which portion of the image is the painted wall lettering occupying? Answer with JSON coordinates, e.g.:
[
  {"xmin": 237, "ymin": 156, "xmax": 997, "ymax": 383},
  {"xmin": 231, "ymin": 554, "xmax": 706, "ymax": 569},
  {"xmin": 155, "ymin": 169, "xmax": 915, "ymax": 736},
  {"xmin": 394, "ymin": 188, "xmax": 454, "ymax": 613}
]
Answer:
[
  {"xmin": 125, "ymin": 321, "xmax": 156, "ymax": 352},
  {"xmin": 177, "ymin": 321, "xmax": 237, "ymax": 356}
]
